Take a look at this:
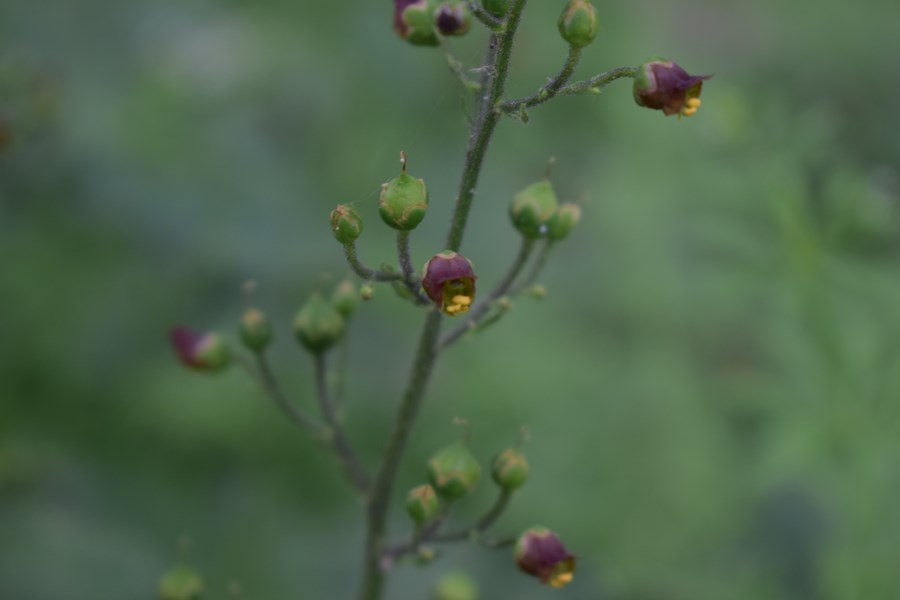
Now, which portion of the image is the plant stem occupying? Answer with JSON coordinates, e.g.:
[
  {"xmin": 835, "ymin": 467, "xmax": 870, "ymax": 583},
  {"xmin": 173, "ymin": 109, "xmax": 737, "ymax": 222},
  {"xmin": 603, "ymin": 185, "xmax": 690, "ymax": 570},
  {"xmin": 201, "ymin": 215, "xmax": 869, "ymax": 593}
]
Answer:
[
  {"xmin": 396, "ymin": 231, "xmax": 430, "ymax": 305},
  {"xmin": 343, "ymin": 241, "xmax": 403, "ymax": 282},
  {"xmin": 499, "ymin": 45, "xmax": 583, "ymax": 115},
  {"xmin": 250, "ymin": 353, "xmax": 326, "ymax": 437},
  {"xmin": 442, "ymin": 237, "xmax": 534, "ymax": 348},
  {"xmin": 359, "ymin": 3, "xmax": 529, "ymax": 598},
  {"xmin": 433, "ymin": 489, "xmax": 513, "ymax": 542},
  {"xmin": 466, "ymin": 0, "xmax": 504, "ymax": 32},
  {"xmin": 556, "ymin": 66, "xmax": 638, "ymax": 97},
  {"xmin": 512, "ymin": 239, "xmax": 554, "ymax": 294},
  {"xmin": 314, "ymin": 353, "xmax": 372, "ymax": 494}
]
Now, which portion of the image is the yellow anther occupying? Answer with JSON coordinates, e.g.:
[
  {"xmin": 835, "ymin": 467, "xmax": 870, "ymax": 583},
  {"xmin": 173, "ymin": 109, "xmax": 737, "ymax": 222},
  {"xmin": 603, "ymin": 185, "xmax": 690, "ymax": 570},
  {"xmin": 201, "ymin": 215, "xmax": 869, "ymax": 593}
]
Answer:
[
  {"xmin": 452, "ymin": 295, "xmax": 472, "ymax": 306},
  {"xmin": 549, "ymin": 573, "xmax": 573, "ymax": 588},
  {"xmin": 445, "ymin": 304, "xmax": 460, "ymax": 314},
  {"xmin": 682, "ymin": 107, "xmax": 697, "ymax": 116},
  {"xmin": 686, "ymin": 97, "xmax": 701, "ymax": 109}
]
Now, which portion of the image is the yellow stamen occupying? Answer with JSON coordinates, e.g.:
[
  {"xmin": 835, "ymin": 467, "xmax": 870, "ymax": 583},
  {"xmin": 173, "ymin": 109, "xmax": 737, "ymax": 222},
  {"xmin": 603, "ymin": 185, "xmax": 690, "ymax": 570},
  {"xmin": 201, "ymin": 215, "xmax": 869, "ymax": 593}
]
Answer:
[
  {"xmin": 452, "ymin": 295, "xmax": 472, "ymax": 306},
  {"xmin": 445, "ymin": 304, "xmax": 460, "ymax": 314},
  {"xmin": 549, "ymin": 573, "xmax": 573, "ymax": 588},
  {"xmin": 682, "ymin": 107, "xmax": 697, "ymax": 116},
  {"xmin": 686, "ymin": 97, "xmax": 701, "ymax": 109}
]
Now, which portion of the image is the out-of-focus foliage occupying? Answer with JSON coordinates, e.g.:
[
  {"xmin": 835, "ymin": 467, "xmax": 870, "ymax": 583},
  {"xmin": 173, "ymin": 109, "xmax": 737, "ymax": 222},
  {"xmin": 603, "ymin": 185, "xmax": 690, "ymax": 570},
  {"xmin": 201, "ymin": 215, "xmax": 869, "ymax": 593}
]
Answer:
[{"xmin": 2, "ymin": 1, "xmax": 899, "ymax": 599}]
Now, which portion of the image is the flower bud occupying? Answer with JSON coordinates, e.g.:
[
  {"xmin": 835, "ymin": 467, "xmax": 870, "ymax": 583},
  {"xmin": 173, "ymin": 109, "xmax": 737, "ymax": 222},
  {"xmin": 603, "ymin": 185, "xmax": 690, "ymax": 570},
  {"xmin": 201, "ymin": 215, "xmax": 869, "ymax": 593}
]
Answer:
[
  {"xmin": 515, "ymin": 527, "xmax": 576, "ymax": 588},
  {"xmin": 169, "ymin": 327, "xmax": 231, "ymax": 372},
  {"xmin": 239, "ymin": 308, "xmax": 273, "ymax": 352},
  {"xmin": 509, "ymin": 180, "xmax": 559, "ymax": 239},
  {"xmin": 330, "ymin": 204, "xmax": 363, "ymax": 244},
  {"xmin": 546, "ymin": 203, "xmax": 582, "ymax": 241},
  {"xmin": 379, "ymin": 155, "xmax": 428, "ymax": 231},
  {"xmin": 427, "ymin": 440, "xmax": 482, "ymax": 500},
  {"xmin": 394, "ymin": 0, "xmax": 440, "ymax": 47},
  {"xmin": 406, "ymin": 484, "xmax": 441, "ymax": 524},
  {"xmin": 293, "ymin": 293, "xmax": 345, "ymax": 354},
  {"xmin": 434, "ymin": 571, "xmax": 479, "ymax": 600},
  {"xmin": 491, "ymin": 448, "xmax": 529, "ymax": 491},
  {"xmin": 633, "ymin": 57, "xmax": 711, "ymax": 118},
  {"xmin": 159, "ymin": 564, "xmax": 204, "ymax": 600},
  {"xmin": 421, "ymin": 251, "xmax": 477, "ymax": 316},
  {"xmin": 558, "ymin": 0, "xmax": 598, "ymax": 49},
  {"xmin": 331, "ymin": 279, "xmax": 360, "ymax": 318},
  {"xmin": 481, "ymin": 0, "xmax": 510, "ymax": 18},
  {"xmin": 360, "ymin": 284, "xmax": 375, "ymax": 300},
  {"xmin": 435, "ymin": 2, "xmax": 471, "ymax": 36}
]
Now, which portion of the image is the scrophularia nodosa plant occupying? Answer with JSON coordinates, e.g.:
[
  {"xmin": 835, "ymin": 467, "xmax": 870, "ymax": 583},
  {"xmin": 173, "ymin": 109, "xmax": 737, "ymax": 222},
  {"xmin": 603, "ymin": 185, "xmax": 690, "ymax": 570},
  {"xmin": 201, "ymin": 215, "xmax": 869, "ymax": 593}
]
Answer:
[{"xmin": 166, "ymin": 2, "xmax": 710, "ymax": 598}]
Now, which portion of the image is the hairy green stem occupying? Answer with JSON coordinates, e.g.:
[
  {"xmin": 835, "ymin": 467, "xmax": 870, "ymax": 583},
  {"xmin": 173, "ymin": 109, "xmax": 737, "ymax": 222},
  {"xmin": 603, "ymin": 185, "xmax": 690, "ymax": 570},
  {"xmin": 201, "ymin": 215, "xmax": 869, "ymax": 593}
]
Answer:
[
  {"xmin": 442, "ymin": 237, "xmax": 535, "ymax": 348},
  {"xmin": 359, "ymin": 3, "xmax": 529, "ymax": 598},
  {"xmin": 396, "ymin": 231, "xmax": 430, "ymax": 305},
  {"xmin": 434, "ymin": 489, "xmax": 513, "ymax": 542},
  {"xmin": 466, "ymin": 0, "xmax": 504, "ymax": 31},
  {"xmin": 557, "ymin": 66, "xmax": 638, "ymax": 97},
  {"xmin": 499, "ymin": 45, "xmax": 583, "ymax": 115},
  {"xmin": 314, "ymin": 353, "xmax": 372, "ymax": 494},
  {"xmin": 249, "ymin": 353, "xmax": 325, "ymax": 437},
  {"xmin": 343, "ymin": 242, "xmax": 403, "ymax": 282},
  {"xmin": 512, "ymin": 239, "xmax": 555, "ymax": 295}
]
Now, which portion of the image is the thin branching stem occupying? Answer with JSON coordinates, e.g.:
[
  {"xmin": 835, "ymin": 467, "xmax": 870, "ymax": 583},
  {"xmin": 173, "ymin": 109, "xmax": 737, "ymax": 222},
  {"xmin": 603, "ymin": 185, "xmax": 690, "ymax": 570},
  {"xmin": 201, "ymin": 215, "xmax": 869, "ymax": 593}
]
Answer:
[
  {"xmin": 466, "ymin": 0, "xmax": 504, "ymax": 31},
  {"xmin": 512, "ymin": 239, "xmax": 555, "ymax": 295},
  {"xmin": 314, "ymin": 353, "xmax": 372, "ymax": 494},
  {"xmin": 434, "ymin": 489, "xmax": 513, "ymax": 542},
  {"xmin": 499, "ymin": 45, "xmax": 583, "ymax": 116},
  {"xmin": 343, "ymin": 242, "xmax": 403, "ymax": 282},
  {"xmin": 556, "ymin": 66, "xmax": 639, "ymax": 97},
  {"xmin": 441, "ymin": 237, "xmax": 535, "ymax": 348},
  {"xmin": 396, "ymin": 231, "xmax": 430, "ymax": 305},
  {"xmin": 239, "ymin": 353, "xmax": 326, "ymax": 437}
]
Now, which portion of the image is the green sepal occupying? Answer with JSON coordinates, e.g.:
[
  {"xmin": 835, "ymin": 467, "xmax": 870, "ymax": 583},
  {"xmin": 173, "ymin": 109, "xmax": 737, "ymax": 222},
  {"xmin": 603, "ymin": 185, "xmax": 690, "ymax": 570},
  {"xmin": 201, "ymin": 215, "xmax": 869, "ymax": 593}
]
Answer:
[
  {"xmin": 427, "ymin": 440, "xmax": 482, "ymax": 501},
  {"xmin": 509, "ymin": 180, "xmax": 559, "ymax": 239},
  {"xmin": 293, "ymin": 293, "xmax": 345, "ymax": 354}
]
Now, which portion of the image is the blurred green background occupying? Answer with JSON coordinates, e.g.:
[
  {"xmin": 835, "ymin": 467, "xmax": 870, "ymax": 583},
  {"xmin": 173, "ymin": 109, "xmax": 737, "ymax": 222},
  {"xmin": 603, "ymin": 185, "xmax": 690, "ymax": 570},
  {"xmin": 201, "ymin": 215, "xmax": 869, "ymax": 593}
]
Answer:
[{"xmin": 2, "ymin": 0, "xmax": 899, "ymax": 598}]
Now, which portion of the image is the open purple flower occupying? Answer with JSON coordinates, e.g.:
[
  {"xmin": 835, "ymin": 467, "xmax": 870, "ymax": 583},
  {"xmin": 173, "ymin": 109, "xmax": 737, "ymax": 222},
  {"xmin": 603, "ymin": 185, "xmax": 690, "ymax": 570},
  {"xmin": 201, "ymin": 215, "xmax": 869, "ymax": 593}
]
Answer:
[
  {"xmin": 169, "ymin": 326, "xmax": 231, "ymax": 372},
  {"xmin": 421, "ymin": 251, "xmax": 476, "ymax": 316},
  {"xmin": 515, "ymin": 527, "xmax": 576, "ymax": 588},
  {"xmin": 633, "ymin": 58, "xmax": 711, "ymax": 117}
]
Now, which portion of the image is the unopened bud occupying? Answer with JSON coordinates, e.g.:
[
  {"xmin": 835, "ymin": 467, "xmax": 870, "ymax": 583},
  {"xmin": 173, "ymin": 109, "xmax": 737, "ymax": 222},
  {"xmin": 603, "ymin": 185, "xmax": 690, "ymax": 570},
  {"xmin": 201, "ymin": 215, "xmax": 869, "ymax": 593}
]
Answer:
[
  {"xmin": 434, "ymin": 571, "xmax": 479, "ymax": 600},
  {"xmin": 330, "ymin": 204, "xmax": 363, "ymax": 244},
  {"xmin": 293, "ymin": 293, "xmax": 345, "ymax": 353},
  {"xmin": 394, "ymin": 0, "xmax": 440, "ymax": 47},
  {"xmin": 558, "ymin": 0, "xmax": 598, "ymax": 49},
  {"xmin": 169, "ymin": 327, "xmax": 231, "ymax": 372},
  {"xmin": 239, "ymin": 308, "xmax": 273, "ymax": 352},
  {"xmin": 546, "ymin": 203, "xmax": 582, "ymax": 241},
  {"xmin": 159, "ymin": 564, "xmax": 204, "ymax": 600},
  {"xmin": 331, "ymin": 279, "xmax": 360, "ymax": 318},
  {"xmin": 492, "ymin": 448, "xmax": 529, "ymax": 491},
  {"xmin": 509, "ymin": 180, "xmax": 559, "ymax": 239},
  {"xmin": 427, "ymin": 440, "xmax": 482, "ymax": 500},
  {"xmin": 435, "ymin": 2, "xmax": 471, "ymax": 36},
  {"xmin": 406, "ymin": 484, "xmax": 441, "ymax": 524},
  {"xmin": 360, "ymin": 284, "xmax": 375, "ymax": 300},
  {"xmin": 380, "ymin": 153, "xmax": 428, "ymax": 231}
]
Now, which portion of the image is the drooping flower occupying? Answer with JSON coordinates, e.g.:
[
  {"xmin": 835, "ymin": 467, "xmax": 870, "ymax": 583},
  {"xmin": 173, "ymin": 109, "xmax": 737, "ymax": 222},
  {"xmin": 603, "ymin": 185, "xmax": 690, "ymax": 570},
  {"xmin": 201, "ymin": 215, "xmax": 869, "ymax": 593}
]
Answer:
[
  {"xmin": 169, "ymin": 327, "xmax": 231, "ymax": 372},
  {"xmin": 515, "ymin": 527, "xmax": 576, "ymax": 588},
  {"xmin": 421, "ymin": 251, "xmax": 477, "ymax": 316},
  {"xmin": 633, "ymin": 57, "xmax": 711, "ymax": 117}
]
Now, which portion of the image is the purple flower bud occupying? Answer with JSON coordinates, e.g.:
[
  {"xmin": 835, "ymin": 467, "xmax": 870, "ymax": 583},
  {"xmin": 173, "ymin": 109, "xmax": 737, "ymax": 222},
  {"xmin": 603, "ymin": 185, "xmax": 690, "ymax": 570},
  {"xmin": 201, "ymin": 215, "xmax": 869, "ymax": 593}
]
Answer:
[
  {"xmin": 435, "ymin": 2, "xmax": 471, "ymax": 37},
  {"xmin": 515, "ymin": 527, "xmax": 576, "ymax": 588},
  {"xmin": 633, "ymin": 57, "xmax": 711, "ymax": 118},
  {"xmin": 421, "ymin": 251, "xmax": 477, "ymax": 317},
  {"xmin": 169, "ymin": 327, "xmax": 231, "ymax": 372}
]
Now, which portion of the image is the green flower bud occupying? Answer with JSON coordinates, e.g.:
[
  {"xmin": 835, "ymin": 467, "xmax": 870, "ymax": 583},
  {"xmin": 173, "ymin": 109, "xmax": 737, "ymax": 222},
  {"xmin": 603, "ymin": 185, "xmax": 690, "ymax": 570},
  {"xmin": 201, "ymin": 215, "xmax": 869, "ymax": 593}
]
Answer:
[
  {"xmin": 546, "ymin": 203, "xmax": 582, "ymax": 241},
  {"xmin": 481, "ymin": 0, "xmax": 510, "ymax": 18},
  {"xmin": 394, "ymin": 0, "xmax": 440, "ymax": 47},
  {"xmin": 239, "ymin": 308, "xmax": 273, "ymax": 352},
  {"xmin": 491, "ymin": 448, "xmax": 529, "ymax": 491},
  {"xmin": 330, "ymin": 204, "xmax": 363, "ymax": 244},
  {"xmin": 169, "ymin": 327, "xmax": 231, "ymax": 372},
  {"xmin": 406, "ymin": 484, "xmax": 441, "ymax": 524},
  {"xmin": 509, "ymin": 180, "xmax": 559, "ymax": 239},
  {"xmin": 159, "ymin": 564, "xmax": 203, "ymax": 600},
  {"xmin": 427, "ymin": 440, "xmax": 481, "ymax": 501},
  {"xmin": 331, "ymin": 279, "xmax": 360, "ymax": 318},
  {"xmin": 558, "ymin": 0, "xmax": 598, "ymax": 49},
  {"xmin": 435, "ymin": 2, "xmax": 471, "ymax": 36},
  {"xmin": 527, "ymin": 284, "xmax": 547, "ymax": 299},
  {"xmin": 379, "ymin": 154, "xmax": 428, "ymax": 231},
  {"xmin": 434, "ymin": 571, "xmax": 479, "ymax": 600},
  {"xmin": 293, "ymin": 293, "xmax": 345, "ymax": 354},
  {"xmin": 360, "ymin": 284, "xmax": 375, "ymax": 301}
]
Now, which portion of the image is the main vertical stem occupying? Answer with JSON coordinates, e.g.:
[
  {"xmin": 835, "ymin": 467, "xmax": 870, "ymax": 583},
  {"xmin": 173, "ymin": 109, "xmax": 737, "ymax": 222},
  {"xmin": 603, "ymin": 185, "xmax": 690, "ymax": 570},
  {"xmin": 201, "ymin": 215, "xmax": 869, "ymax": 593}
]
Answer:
[{"xmin": 358, "ymin": 3, "xmax": 529, "ymax": 598}]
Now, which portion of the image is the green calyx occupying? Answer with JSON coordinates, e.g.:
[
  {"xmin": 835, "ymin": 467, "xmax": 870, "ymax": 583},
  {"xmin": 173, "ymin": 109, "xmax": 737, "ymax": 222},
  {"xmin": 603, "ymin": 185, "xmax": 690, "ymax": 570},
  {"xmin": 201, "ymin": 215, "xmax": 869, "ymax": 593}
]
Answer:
[
  {"xmin": 331, "ymin": 279, "xmax": 360, "ymax": 318},
  {"xmin": 293, "ymin": 293, "xmax": 345, "ymax": 354},
  {"xmin": 546, "ymin": 203, "xmax": 582, "ymax": 241},
  {"xmin": 482, "ymin": 0, "xmax": 511, "ymax": 18},
  {"xmin": 406, "ymin": 484, "xmax": 441, "ymax": 524},
  {"xmin": 239, "ymin": 308, "xmax": 273, "ymax": 351},
  {"xmin": 330, "ymin": 204, "xmax": 363, "ymax": 244},
  {"xmin": 399, "ymin": 1, "xmax": 440, "ymax": 47},
  {"xmin": 434, "ymin": 571, "xmax": 479, "ymax": 600},
  {"xmin": 159, "ymin": 564, "xmax": 204, "ymax": 600},
  {"xmin": 509, "ymin": 179, "xmax": 559, "ymax": 239},
  {"xmin": 558, "ymin": 0, "xmax": 598, "ymax": 49},
  {"xmin": 491, "ymin": 448, "xmax": 529, "ymax": 491},
  {"xmin": 379, "ymin": 157, "xmax": 428, "ymax": 231},
  {"xmin": 360, "ymin": 284, "xmax": 375, "ymax": 300},
  {"xmin": 427, "ymin": 440, "xmax": 482, "ymax": 500}
]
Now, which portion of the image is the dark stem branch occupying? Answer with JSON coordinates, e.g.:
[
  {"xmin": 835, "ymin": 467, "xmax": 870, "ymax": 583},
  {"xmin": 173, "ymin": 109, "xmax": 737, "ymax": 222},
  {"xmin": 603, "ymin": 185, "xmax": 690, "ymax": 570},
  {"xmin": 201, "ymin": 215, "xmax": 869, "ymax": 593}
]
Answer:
[
  {"xmin": 434, "ymin": 489, "xmax": 513, "ymax": 542},
  {"xmin": 466, "ymin": 0, "xmax": 504, "ymax": 31},
  {"xmin": 244, "ymin": 353, "xmax": 325, "ymax": 437},
  {"xmin": 499, "ymin": 45, "xmax": 583, "ymax": 115},
  {"xmin": 314, "ymin": 353, "xmax": 372, "ymax": 494},
  {"xmin": 441, "ymin": 237, "xmax": 535, "ymax": 348},
  {"xmin": 343, "ymin": 242, "xmax": 403, "ymax": 282},
  {"xmin": 396, "ymin": 231, "xmax": 430, "ymax": 305},
  {"xmin": 556, "ymin": 66, "xmax": 638, "ymax": 97},
  {"xmin": 512, "ymin": 239, "xmax": 555, "ymax": 295}
]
